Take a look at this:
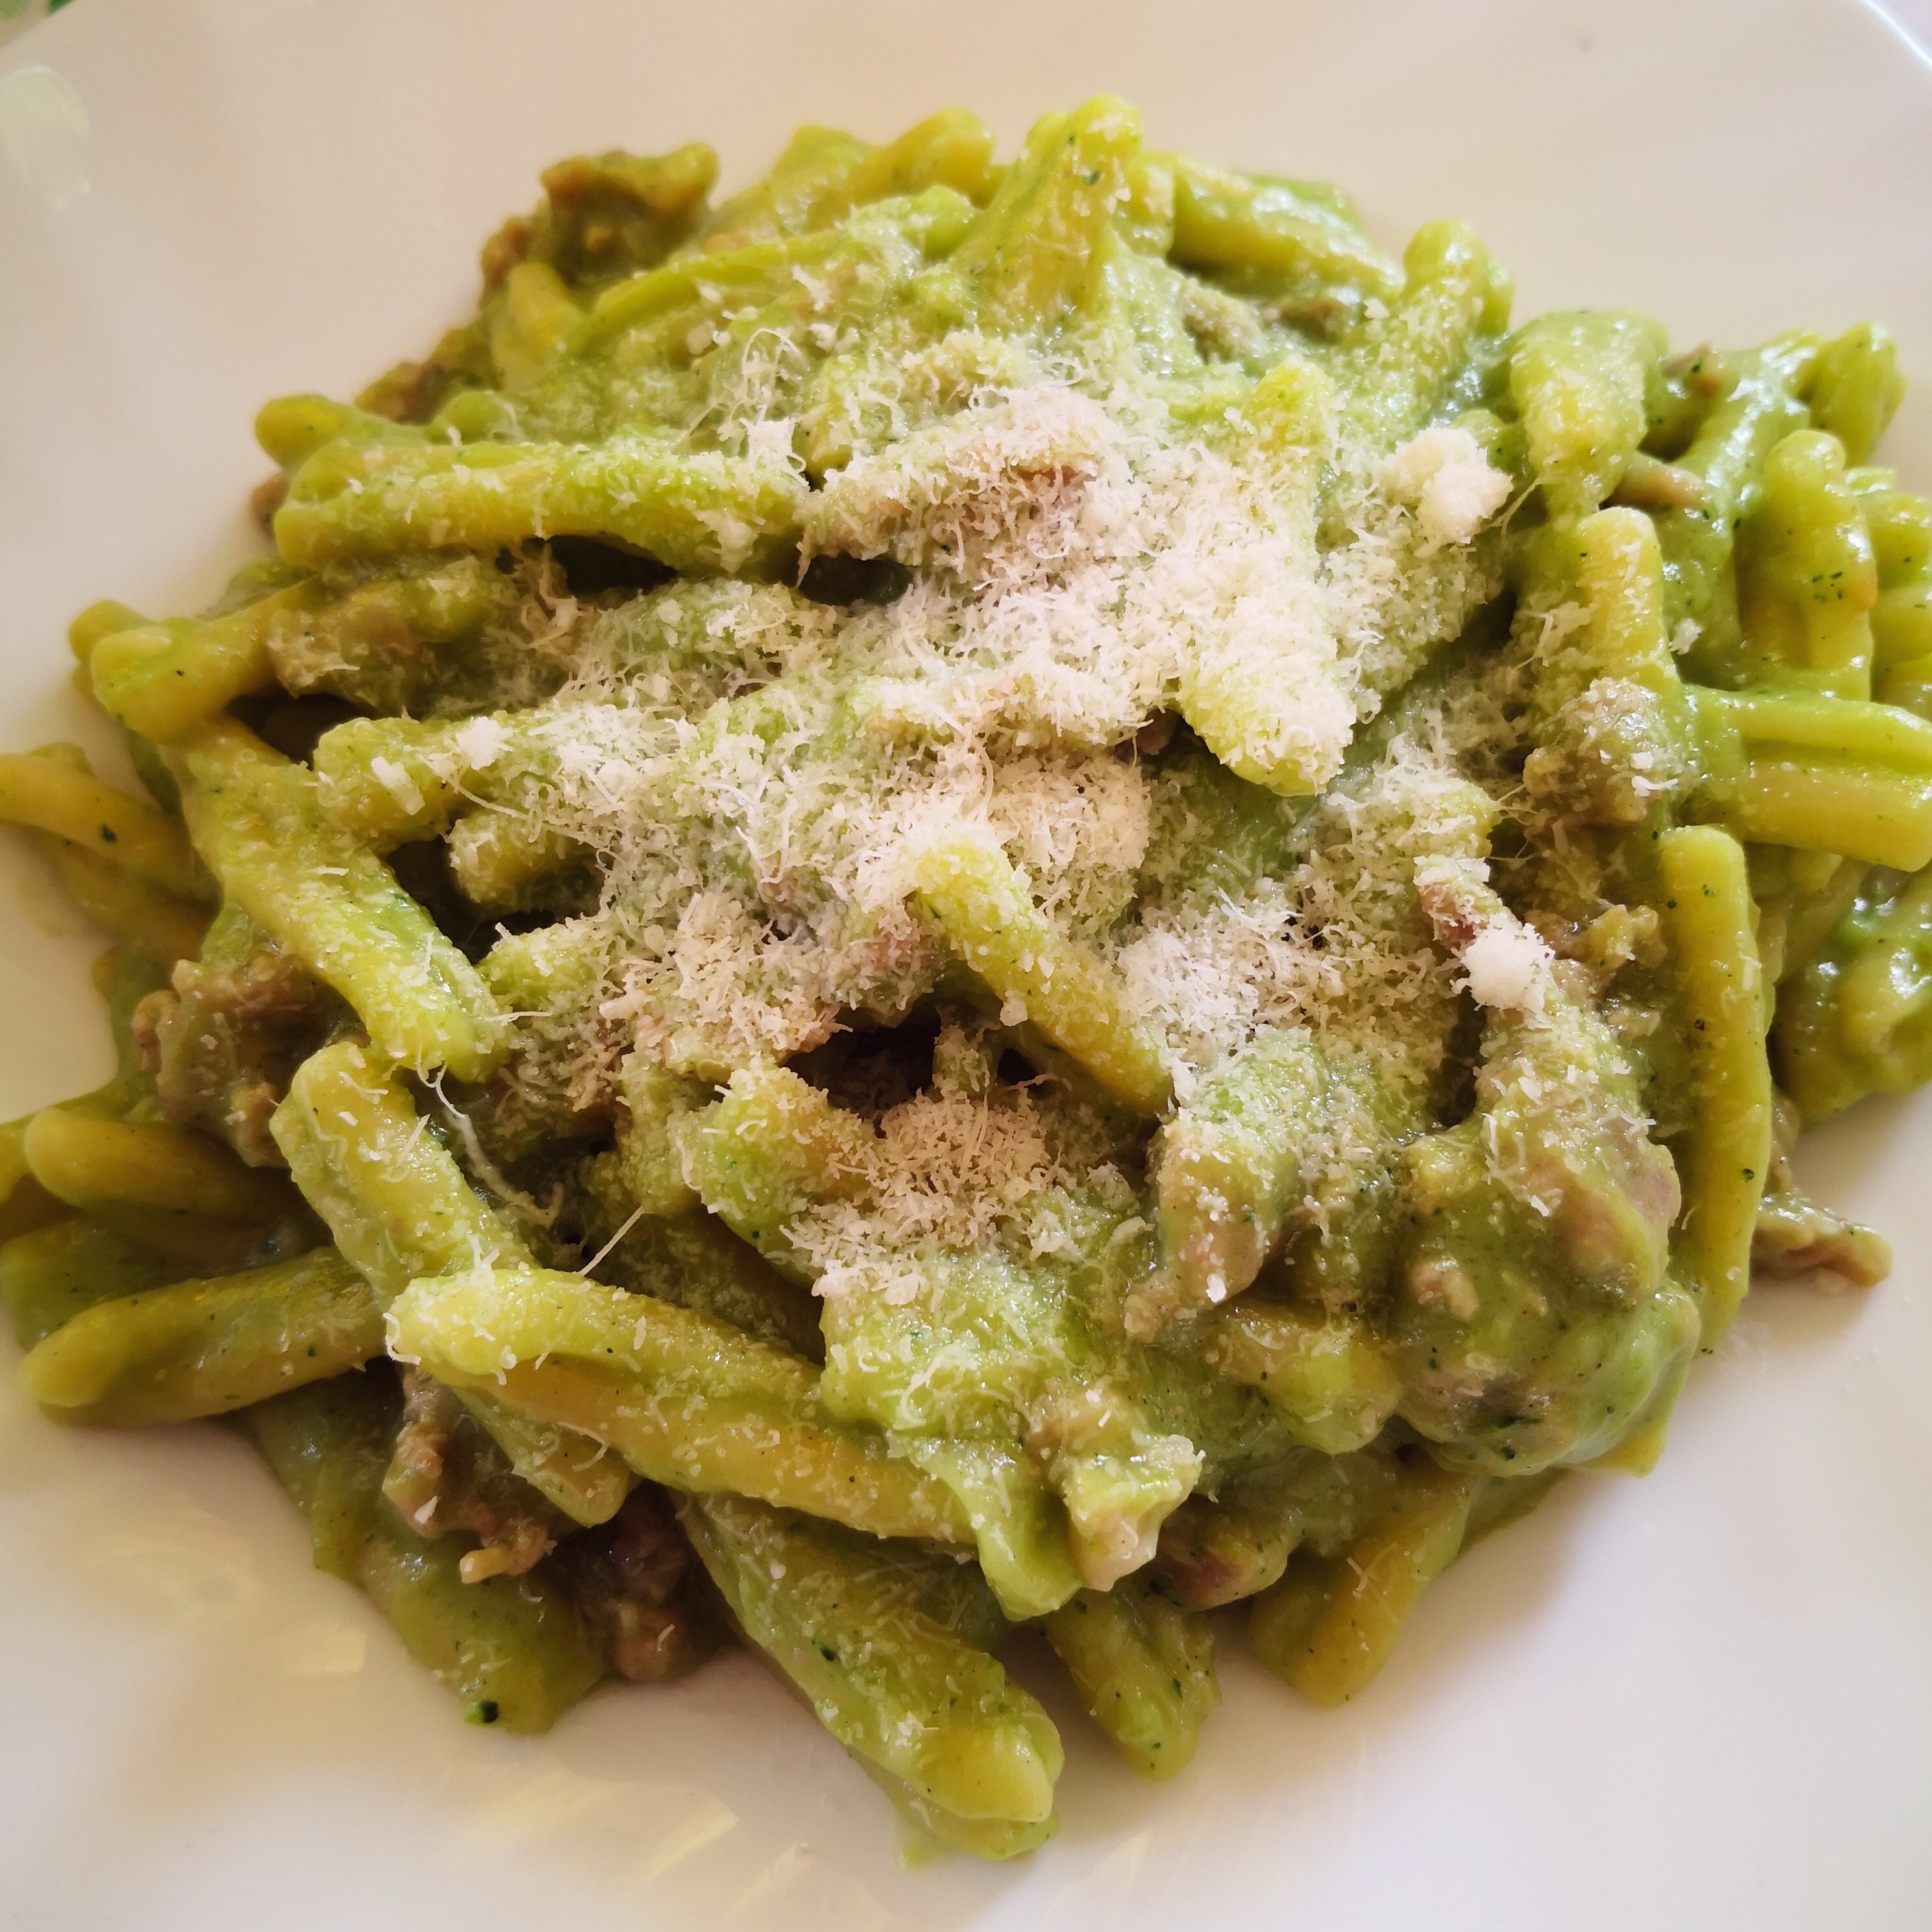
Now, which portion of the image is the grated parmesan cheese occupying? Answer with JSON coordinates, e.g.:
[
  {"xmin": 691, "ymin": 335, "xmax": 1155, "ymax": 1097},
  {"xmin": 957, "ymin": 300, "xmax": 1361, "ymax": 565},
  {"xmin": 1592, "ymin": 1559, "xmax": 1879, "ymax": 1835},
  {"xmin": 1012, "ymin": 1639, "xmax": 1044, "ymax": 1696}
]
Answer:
[
  {"xmin": 1378, "ymin": 425, "xmax": 1513, "ymax": 554},
  {"xmin": 368, "ymin": 754, "xmax": 427, "ymax": 817},
  {"xmin": 1461, "ymin": 922, "xmax": 1554, "ymax": 1013},
  {"xmin": 398, "ymin": 221, "xmax": 1551, "ymax": 1345}
]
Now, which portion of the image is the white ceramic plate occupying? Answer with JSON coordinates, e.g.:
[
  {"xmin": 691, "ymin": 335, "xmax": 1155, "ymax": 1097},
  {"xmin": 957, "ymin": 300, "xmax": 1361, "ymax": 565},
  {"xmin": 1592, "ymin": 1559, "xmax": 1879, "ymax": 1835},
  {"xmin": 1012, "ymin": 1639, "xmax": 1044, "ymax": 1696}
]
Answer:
[{"xmin": 3, "ymin": 1, "xmax": 1929, "ymax": 1924}]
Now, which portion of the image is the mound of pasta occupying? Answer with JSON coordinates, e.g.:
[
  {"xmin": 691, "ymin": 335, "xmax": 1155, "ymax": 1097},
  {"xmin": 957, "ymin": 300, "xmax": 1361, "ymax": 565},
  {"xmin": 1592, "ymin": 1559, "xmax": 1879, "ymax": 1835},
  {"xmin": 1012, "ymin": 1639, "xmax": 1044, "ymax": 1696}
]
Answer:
[{"xmin": 3, "ymin": 99, "xmax": 1921, "ymax": 1855}]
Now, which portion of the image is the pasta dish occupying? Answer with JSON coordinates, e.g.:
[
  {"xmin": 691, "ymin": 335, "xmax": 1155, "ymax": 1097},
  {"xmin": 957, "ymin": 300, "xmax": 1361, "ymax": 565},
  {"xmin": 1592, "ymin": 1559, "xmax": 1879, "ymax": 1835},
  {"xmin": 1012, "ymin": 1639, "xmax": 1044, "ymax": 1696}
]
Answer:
[{"xmin": 0, "ymin": 99, "xmax": 1919, "ymax": 1856}]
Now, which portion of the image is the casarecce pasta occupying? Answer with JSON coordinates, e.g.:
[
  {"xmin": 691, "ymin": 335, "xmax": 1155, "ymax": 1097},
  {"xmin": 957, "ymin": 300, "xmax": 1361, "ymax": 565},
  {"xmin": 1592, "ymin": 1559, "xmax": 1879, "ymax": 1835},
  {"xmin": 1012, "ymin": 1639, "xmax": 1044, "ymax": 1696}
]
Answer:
[{"xmin": 1, "ymin": 99, "xmax": 1916, "ymax": 1857}]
